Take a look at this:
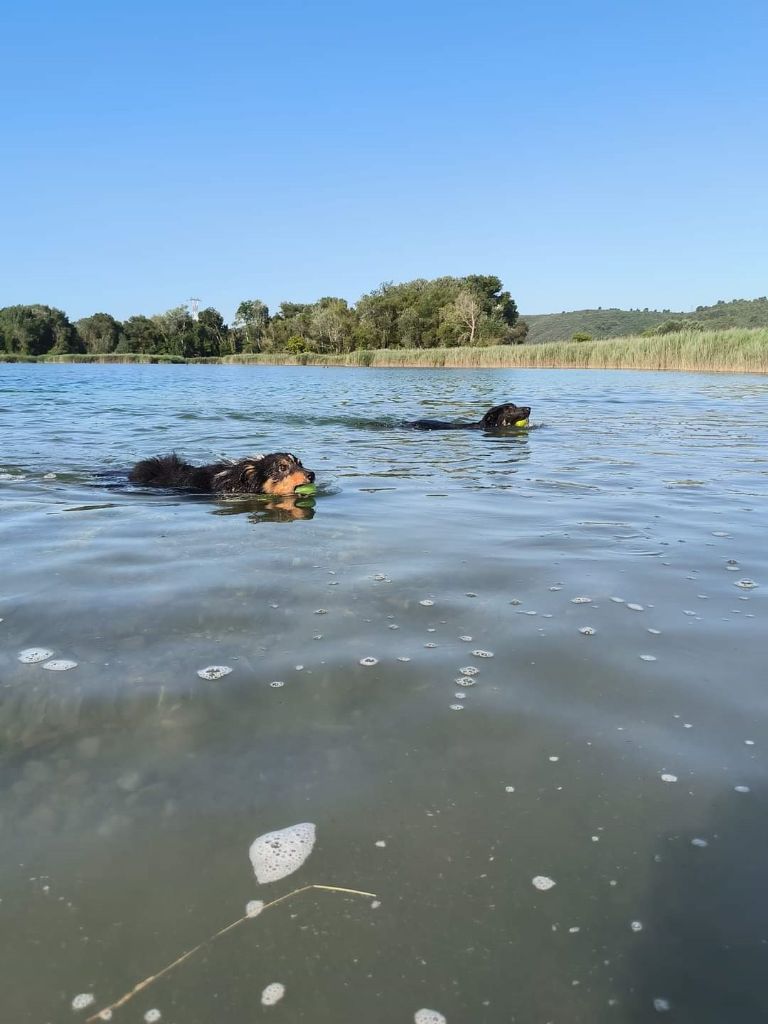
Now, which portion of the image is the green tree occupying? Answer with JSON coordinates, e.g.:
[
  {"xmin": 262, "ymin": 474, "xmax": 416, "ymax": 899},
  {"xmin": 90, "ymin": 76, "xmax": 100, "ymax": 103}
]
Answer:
[
  {"xmin": 234, "ymin": 299, "xmax": 270, "ymax": 352},
  {"xmin": 0, "ymin": 304, "xmax": 80, "ymax": 355},
  {"xmin": 75, "ymin": 312, "xmax": 123, "ymax": 353},
  {"xmin": 119, "ymin": 315, "xmax": 163, "ymax": 354},
  {"xmin": 572, "ymin": 331, "xmax": 592, "ymax": 343}
]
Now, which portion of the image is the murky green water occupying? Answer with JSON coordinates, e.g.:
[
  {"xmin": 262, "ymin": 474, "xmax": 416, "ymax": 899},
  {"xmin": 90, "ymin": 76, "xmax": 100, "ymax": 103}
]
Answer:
[{"xmin": 1, "ymin": 363, "xmax": 766, "ymax": 1023}]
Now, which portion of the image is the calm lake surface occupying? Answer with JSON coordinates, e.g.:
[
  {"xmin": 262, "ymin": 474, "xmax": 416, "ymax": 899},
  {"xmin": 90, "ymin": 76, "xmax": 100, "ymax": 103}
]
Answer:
[{"xmin": 1, "ymin": 363, "xmax": 767, "ymax": 1024}]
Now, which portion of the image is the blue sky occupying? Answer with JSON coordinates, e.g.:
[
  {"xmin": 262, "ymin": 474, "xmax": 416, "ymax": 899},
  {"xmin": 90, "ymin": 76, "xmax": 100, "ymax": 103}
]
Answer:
[{"xmin": 1, "ymin": 0, "xmax": 766, "ymax": 321}]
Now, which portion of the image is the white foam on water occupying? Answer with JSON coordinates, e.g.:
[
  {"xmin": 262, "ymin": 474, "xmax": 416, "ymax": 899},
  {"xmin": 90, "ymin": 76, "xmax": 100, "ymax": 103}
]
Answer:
[
  {"xmin": 549, "ymin": 756, "xmax": 560, "ymax": 762},
  {"xmin": 453, "ymin": 692, "xmax": 467, "ymax": 700},
  {"xmin": 454, "ymin": 677, "xmax": 476, "ymax": 687},
  {"xmin": 249, "ymin": 823, "xmax": 316, "ymax": 884},
  {"xmin": 269, "ymin": 680, "xmax": 285, "ymax": 688},
  {"xmin": 472, "ymin": 650, "xmax": 493, "ymax": 658},
  {"xmin": 660, "ymin": 774, "xmax": 678, "ymax": 783},
  {"xmin": 653, "ymin": 997, "xmax": 671, "ymax": 1012},
  {"xmin": 43, "ymin": 659, "xmax": 78, "ymax": 671},
  {"xmin": 375, "ymin": 839, "xmax": 386, "ymax": 847},
  {"xmin": 18, "ymin": 648, "xmax": 54, "ymax": 664},
  {"xmin": 630, "ymin": 920, "xmax": 643, "ymax": 932},
  {"xmin": 579, "ymin": 627, "xmax": 596, "ymax": 636},
  {"xmin": 196, "ymin": 665, "xmax": 232, "ymax": 680},
  {"xmin": 745, "ymin": 739, "xmax": 755, "ymax": 746},
  {"xmin": 505, "ymin": 785, "xmax": 515, "ymax": 792},
  {"xmin": 359, "ymin": 657, "xmax": 378, "ymax": 666},
  {"xmin": 610, "ymin": 596, "xmax": 625, "ymax": 603},
  {"xmin": 414, "ymin": 1010, "xmax": 446, "ymax": 1024},
  {"xmin": 459, "ymin": 635, "xmax": 473, "ymax": 641},
  {"xmin": 261, "ymin": 983, "xmax": 285, "ymax": 1006},
  {"xmin": 734, "ymin": 785, "xmax": 751, "ymax": 793},
  {"xmin": 449, "ymin": 704, "xmax": 465, "ymax": 711},
  {"xmin": 424, "ymin": 643, "xmax": 437, "ymax": 648},
  {"xmin": 72, "ymin": 993, "xmax": 95, "ymax": 1011},
  {"xmin": 532, "ymin": 875, "xmax": 556, "ymax": 890},
  {"xmin": 246, "ymin": 900, "xmax": 264, "ymax": 917},
  {"xmin": 397, "ymin": 656, "xmax": 411, "ymax": 662},
  {"xmin": 419, "ymin": 599, "xmax": 434, "ymax": 606},
  {"xmin": 571, "ymin": 596, "xmax": 592, "ymax": 604},
  {"xmin": 627, "ymin": 603, "xmax": 644, "ymax": 611},
  {"xmin": 144, "ymin": 1011, "xmax": 161, "ymax": 1023},
  {"xmin": 647, "ymin": 628, "xmax": 662, "ymax": 634},
  {"xmin": 640, "ymin": 655, "xmax": 657, "ymax": 662},
  {"xmin": 459, "ymin": 666, "xmax": 479, "ymax": 676},
  {"xmin": 371, "ymin": 899, "xmax": 381, "ymax": 909},
  {"xmin": 736, "ymin": 579, "xmax": 758, "ymax": 589},
  {"xmin": 691, "ymin": 838, "xmax": 708, "ymax": 848}
]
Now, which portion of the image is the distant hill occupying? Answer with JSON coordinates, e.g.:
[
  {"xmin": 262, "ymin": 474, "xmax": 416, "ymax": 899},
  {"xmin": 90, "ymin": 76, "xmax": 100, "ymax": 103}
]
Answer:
[{"xmin": 523, "ymin": 297, "xmax": 768, "ymax": 344}]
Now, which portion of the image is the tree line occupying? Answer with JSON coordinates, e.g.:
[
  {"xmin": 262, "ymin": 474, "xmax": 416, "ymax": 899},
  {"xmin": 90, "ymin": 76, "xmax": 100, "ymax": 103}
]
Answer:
[{"xmin": 0, "ymin": 276, "xmax": 528, "ymax": 358}]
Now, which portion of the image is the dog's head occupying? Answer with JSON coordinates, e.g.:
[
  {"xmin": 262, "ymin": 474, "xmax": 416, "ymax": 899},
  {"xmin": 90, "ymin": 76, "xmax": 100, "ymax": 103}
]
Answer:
[
  {"xmin": 480, "ymin": 403, "xmax": 531, "ymax": 430},
  {"xmin": 237, "ymin": 452, "xmax": 315, "ymax": 495}
]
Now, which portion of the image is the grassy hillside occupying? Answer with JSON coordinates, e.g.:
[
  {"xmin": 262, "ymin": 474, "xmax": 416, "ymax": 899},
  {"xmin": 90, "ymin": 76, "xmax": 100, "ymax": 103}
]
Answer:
[{"xmin": 524, "ymin": 297, "xmax": 768, "ymax": 343}]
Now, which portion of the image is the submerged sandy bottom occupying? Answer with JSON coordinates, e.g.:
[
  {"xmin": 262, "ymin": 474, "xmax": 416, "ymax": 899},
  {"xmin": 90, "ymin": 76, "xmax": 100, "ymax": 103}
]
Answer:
[{"xmin": 1, "ymin": 363, "xmax": 767, "ymax": 1023}]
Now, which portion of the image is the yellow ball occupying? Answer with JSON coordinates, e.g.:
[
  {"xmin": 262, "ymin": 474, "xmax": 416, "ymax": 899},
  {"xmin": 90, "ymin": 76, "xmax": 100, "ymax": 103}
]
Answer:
[{"xmin": 514, "ymin": 419, "xmax": 529, "ymax": 427}]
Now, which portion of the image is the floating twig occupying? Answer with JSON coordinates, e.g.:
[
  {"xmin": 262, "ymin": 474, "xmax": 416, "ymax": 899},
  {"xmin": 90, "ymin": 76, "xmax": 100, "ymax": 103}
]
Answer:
[{"xmin": 86, "ymin": 883, "xmax": 377, "ymax": 1022}]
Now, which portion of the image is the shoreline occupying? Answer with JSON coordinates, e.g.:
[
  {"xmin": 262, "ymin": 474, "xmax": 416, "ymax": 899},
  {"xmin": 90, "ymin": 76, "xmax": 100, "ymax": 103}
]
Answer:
[{"xmin": 2, "ymin": 327, "xmax": 767, "ymax": 375}]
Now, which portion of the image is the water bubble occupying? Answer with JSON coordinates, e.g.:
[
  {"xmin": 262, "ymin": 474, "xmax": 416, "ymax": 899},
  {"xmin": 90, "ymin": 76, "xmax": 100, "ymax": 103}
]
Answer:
[
  {"xmin": 424, "ymin": 643, "xmax": 438, "ymax": 649},
  {"xmin": 269, "ymin": 680, "xmax": 285, "ymax": 688},
  {"xmin": 375, "ymin": 839, "xmax": 387, "ymax": 847},
  {"xmin": 454, "ymin": 677, "xmax": 476, "ymax": 687},
  {"xmin": 18, "ymin": 648, "xmax": 54, "ymax": 664},
  {"xmin": 736, "ymin": 579, "xmax": 758, "ymax": 589},
  {"xmin": 359, "ymin": 657, "xmax": 379, "ymax": 666},
  {"xmin": 660, "ymin": 774, "xmax": 678, "ymax": 783},
  {"xmin": 653, "ymin": 997, "xmax": 671, "ymax": 1012},
  {"xmin": 397, "ymin": 656, "xmax": 411, "ymax": 662},
  {"xmin": 314, "ymin": 609, "xmax": 328, "ymax": 615},
  {"xmin": 472, "ymin": 650, "xmax": 494, "ymax": 658},
  {"xmin": 144, "ymin": 1012, "xmax": 161, "ymax": 1023},
  {"xmin": 449, "ymin": 704, "xmax": 465, "ymax": 711},
  {"xmin": 459, "ymin": 635, "xmax": 473, "ymax": 641},
  {"xmin": 419, "ymin": 599, "xmax": 434, "ymax": 607},
  {"xmin": 571, "ymin": 596, "xmax": 592, "ymax": 604},
  {"xmin": 745, "ymin": 739, "xmax": 755, "ymax": 746},
  {"xmin": 371, "ymin": 900, "xmax": 381, "ymax": 909},
  {"xmin": 453, "ymin": 692, "xmax": 467, "ymax": 700},
  {"xmin": 579, "ymin": 627, "xmax": 596, "ymax": 636},
  {"xmin": 249, "ymin": 822, "xmax": 316, "ymax": 884},
  {"xmin": 647, "ymin": 628, "xmax": 661, "ymax": 635},
  {"xmin": 246, "ymin": 900, "xmax": 264, "ymax": 917},
  {"xmin": 509, "ymin": 598, "xmax": 522, "ymax": 605},
  {"xmin": 640, "ymin": 655, "xmax": 657, "ymax": 662},
  {"xmin": 627, "ymin": 603, "xmax": 644, "ymax": 612},
  {"xmin": 72, "ymin": 993, "xmax": 95, "ymax": 1011},
  {"xmin": 505, "ymin": 785, "xmax": 515, "ymax": 792},
  {"xmin": 734, "ymin": 785, "xmax": 751, "ymax": 793},
  {"xmin": 197, "ymin": 665, "xmax": 232, "ymax": 680},
  {"xmin": 691, "ymin": 838, "xmax": 708, "ymax": 848},
  {"xmin": 261, "ymin": 983, "xmax": 285, "ymax": 1007},
  {"xmin": 43, "ymin": 659, "xmax": 78, "ymax": 671},
  {"xmin": 549, "ymin": 586, "xmax": 563, "ymax": 592},
  {"xmin": 532, "ymin": 875, "xmax": 556, "ymax": 890},
  {"xmin": 549, "ymin": 756, "xmax": 560, "ymax": 762},
  {"xmin": 610, "ymin": 596, "xmax": 625, "ymax": 603},
  {"xmin": 459, "ymin": 666, "xmax": 479, "ymax": 676},
  {"xmin": 414, "ymin": 1010, "xmax": 446, "ymax": 1024},
  {"xmin": 630, "ymin": 920, "xmax": 643, "ymax": 932},
  {"xmin": 388, "ymin": 624, "xmax": 399, "ymax": 630}
]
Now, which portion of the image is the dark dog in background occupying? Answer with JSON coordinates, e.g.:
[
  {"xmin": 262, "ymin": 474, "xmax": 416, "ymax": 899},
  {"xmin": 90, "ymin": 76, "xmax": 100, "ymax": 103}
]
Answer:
[
  {"xmin": 408, "ymin": 402, "xmax": 531, "ymax": 431},
  {"xmin": 129, "ymin": 452, "xmax": 315, "ymax": 495}
]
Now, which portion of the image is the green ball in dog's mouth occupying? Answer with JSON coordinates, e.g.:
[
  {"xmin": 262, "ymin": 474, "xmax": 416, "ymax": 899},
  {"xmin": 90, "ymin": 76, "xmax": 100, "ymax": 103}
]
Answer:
[{"xmin": 293, "ymin": 483, "xmax": 317, "ymax": 496}]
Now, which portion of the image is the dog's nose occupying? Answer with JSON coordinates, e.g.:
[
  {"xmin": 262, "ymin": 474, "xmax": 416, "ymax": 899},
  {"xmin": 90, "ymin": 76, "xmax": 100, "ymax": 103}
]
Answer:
[{"xmin": 307, "ymin": 471, "xmax": 316, "ymax": 483}]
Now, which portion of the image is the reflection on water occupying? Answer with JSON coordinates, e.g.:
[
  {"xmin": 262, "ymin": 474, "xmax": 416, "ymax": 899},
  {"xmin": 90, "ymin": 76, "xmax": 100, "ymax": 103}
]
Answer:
[{"xmin": 0, "ymin": 363, "xmax": 767, "ymax": 1023}]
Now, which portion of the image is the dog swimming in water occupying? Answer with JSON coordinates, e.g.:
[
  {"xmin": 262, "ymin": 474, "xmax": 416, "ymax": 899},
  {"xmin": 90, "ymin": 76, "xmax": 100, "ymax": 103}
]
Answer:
[
  {"xmin": 129, "ymin": 452, "xmax": 315, "ymax": 495},
  {"xmin": 408, "ymin": 402, "xmax": 531, "ymax": 431}
]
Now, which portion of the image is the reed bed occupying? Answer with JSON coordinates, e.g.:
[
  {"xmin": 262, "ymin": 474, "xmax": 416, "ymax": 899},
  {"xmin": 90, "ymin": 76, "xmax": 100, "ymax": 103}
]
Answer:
[{"xmin": 3, "ymin": 328, "xmax": 767, "ymax": 372}]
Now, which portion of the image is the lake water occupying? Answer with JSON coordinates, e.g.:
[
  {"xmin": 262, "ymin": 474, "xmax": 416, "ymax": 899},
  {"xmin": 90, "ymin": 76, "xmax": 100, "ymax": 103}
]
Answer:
[{"xmin": 1, "ymin": 363, "xmax": 767, "ymax": 1024}]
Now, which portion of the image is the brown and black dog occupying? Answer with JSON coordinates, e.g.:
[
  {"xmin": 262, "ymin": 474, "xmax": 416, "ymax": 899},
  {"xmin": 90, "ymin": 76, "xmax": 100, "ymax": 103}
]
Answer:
[
  {"xmin": 129, "ymin": 452, "xmax": 315, "ymax": 495},
  {"xmin": 408, "ymin": 402, "xmax": 531, "ymax": 431}
]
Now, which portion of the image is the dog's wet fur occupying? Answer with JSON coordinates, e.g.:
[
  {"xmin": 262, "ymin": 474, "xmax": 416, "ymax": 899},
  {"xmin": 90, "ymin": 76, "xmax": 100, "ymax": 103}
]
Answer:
[
  {"xmin": 408, "ymin": 402, "xmax": 531, "ymax": 431},
  {"xmin": 129, "ymin": 452, "xmax": 315, "ymax": 495}
]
